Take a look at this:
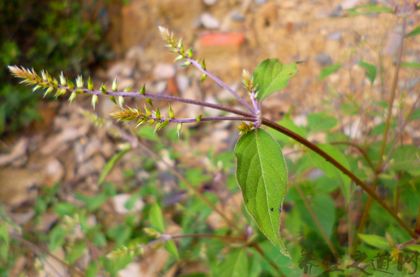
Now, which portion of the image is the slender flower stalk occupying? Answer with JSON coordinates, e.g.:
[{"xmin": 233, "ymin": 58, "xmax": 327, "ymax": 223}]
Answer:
[
  {"xmin": 158, "ymin": 26, "xmax": 254, "ymax": 113},
  {"xmin": 112, "ymin": 111, "xmax": 254, "ymax": 125},
  {"xmin": 8, "ymin": 66, "xmax": 254, "ymax": 120},
  {"xmin": 186, "ymin": 58, "xmax": 254, "ymax": 112}
]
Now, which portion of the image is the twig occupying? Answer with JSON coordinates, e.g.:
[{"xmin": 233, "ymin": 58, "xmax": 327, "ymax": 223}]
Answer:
[
  {"xmin": 80, "ymin": 87, "xmax": 254, "ymax": 118},
  {"xmin": 330, "ymin": 141, "xmax": 375, "ymax": 171},
  {"xmin": 186, "ymin": 58, "xmax": 254, "ymax": 113},
  {"xmin": 10, "ymin": 232, "xmax": 83, "ymax": 276},
  {"xmin": 377, "ymin": 16, "xmax": 407, "ymax": 172},
  {"xmin": 357, "ymin": 16, "xmax": 408, "ymax": 237}
]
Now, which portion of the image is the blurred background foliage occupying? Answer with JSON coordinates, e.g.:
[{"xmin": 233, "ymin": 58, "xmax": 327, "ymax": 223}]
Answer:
[{"xmin": 0, "ymin": 0, "xmax": 109, "ymax": 135}]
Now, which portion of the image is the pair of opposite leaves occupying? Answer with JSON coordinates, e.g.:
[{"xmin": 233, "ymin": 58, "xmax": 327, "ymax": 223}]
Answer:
[{"xmin": 235, "ymin": 59, "xmax": 297, "ymax": 256}]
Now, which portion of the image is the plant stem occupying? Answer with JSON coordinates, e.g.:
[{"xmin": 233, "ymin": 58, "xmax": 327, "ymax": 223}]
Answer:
[
  {"xmin": 148, "ymin": 115, "xmax": 255, "ymax": 124},
  {"xmin": 80, "ymin": 88, "xmax": 254, "ymax": 118},
  {"xmin": 261, "ymin": 118, "xmax": 417, "ymax": 239},
  {"xmin": 171, "ymin": 233, "xmax": 244, "ymax": 243},
  {"xmin": 357, "ymin": 17, "xmax": 407, "ymax": 237},
  {"xmin": 377, "ymin": 16, "xmax": 407, "ymax": 172},
  {"xmin": 11, "ymin": 232, "xmax": 83, "ymax": 276},
  {"xmin": 330, "ymin": 141, "xmax": 375, "ymax": 171},
  {"xmin": 186, "ymin": 58, "xmax": 254, "ymax": 112}
]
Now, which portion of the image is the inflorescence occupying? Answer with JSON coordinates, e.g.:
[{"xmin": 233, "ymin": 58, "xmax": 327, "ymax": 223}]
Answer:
[{"xmin": 9, "ymin": 27, "xmax": 263, "ymax": 135}]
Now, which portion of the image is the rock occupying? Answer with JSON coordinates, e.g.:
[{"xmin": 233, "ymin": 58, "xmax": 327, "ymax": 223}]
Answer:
[
  {"xmin": 255, "ymin": 0, "xmax": 267, "ymax": 4},
  {"xmin": 119, "ymin": 0, "xmax": 152, "ymax": 52},
  {"xmin": 156, "ymin": 149, "xmax": 175, "ymax": 171},
  {"xmin": 384, "ymin": 25, "xmax": 404, "ymax": 56},
  {"xmin": 203, "ymin": 0, "xmax": 217, "ymax": 5},
  {"xmin": 77, "ymin": 155, "xmax": 105, "ymax": 178},
  {"xmin": 315, "ymin": 53, "xmax": 333, "ymax": 66},
  {"xmin": 0, "ymin": 138, "xmax": 28, "ymax": 167},
  {"xmin": 198, "ymin": 32, "xmax": 245, "ymax": 49},
  {"xmin": 176, "ymin": 74, "xmax": 190, "ymax": 93},
  {"xmin": 196, "ymin": 32, "xmax": 245, "ymax": 78},
  {"xmin": 41, "ymin": 158, "xmax": 64, "ymax": 186},
  {"xmin": 112, "ymin": 194, "xmax": 144, "ymax": 214},
  {"xmin": 293, "ymin": 114, "xmax": 307, "ymax": 127},
  {"xmin": 75, "ymin": 139, "xmax": 102, "ymax": 163},
  {"xmin": 200, "ymin": 13, "xmax": 220, "ymax": 29},
  {"xmin": 101, "ymin": 142, "xmax": 115, "ymax": 158},
  {"xmin": 340, "ymin": 0, "xmax": 359, "ymax": 9},
  {"xmin": 125, "ymin": 46, "xmax": 144, "ymax": 63},
  {"xmin": 327, "ymin": 31, "xmax": 342, "ymax": 41},
  {"xmin": 153, "ymin": 63, "xmax": 176, "ymax": 80},
  {"xmin": 40, "ymin": 126, "xmax": 89, "ymax": 155},
  {"xmin": 0, "ymin": 168, "xmax": 40, "ymax": 206},
  {"xmin": 138, "ymin": 248, "xmax": 169, "ymax": 276},
  {"xmin": 119, "ymin": 263, "xmax": 141, "ymax": 277},
  {"xmin": 118, "ymin": 78, "xmax": 135, "ymax": 90},
  {"xmin": 230, "ymin": 10, "xmax": 245, "ymax": 21},
  {"xmin": 330, "ymin": 5, "xmax": 343, "ymax": 17},
  {"xmin": 100, "ymin": 97, "xmax": 119, "ymax": 116},
  {"xmin": 153, "ymin": 81, "xmax": 168, "ymax": 93},
  {"xmin": 37, "ymin": 248, "xmax": 67, "ymax": 277},
  {"xmin": 107, "ymin": 61, "xmax": 135, "ymax": 79}
]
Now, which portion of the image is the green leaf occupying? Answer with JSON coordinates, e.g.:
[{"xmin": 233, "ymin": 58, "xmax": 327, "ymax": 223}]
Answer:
[
  {"xmin": 66, "ymin": 241, "xmax": 86, "ymax": 264},
  {"xmin": 390, "ymin": 145, "xmax": 420, "ymax": 175},
  {"xmin": 358, "ymin": 60, "xmax": 377, "ymax": 84},
  {"xmin": 358, "ymin": 234, "xmax": 390, "ymax": 250},
  {"xmin": 347, "ymin": 4, "xmax": 393, "ymax": 15},
  {"xmin": 86, "ymin": 262, "xmax": 99, "ymax": 277},
  {"xmin": 401, "ymin": 61, "xmax": 420, "ymax": 69},
  {"xmin": 406, "ymin": 26, "xmax": 420, "ymax": 37},
  {"xmin": 149, "ymin": 203, "xmax": 165, "ymax": 233},
  {"xmin": 137, "ymin": 125, "xmax": 159, "ymax": 142},
  {"xmin": 252, "ymin": 59, "xmax": 297, "ymax": 100},
  {"xmin": 98, "ymin": 145, "xmax": 130, "ymax": 184},
  {"xmin": 307, "ymin": 112, "xmax": 338, "ymax": 132},
  {"xmin": 0, "ymin": 223, "xmax": 10, "ymax": 261},
  {"xmin": 53, "ymin": 203, "xmax": 78, "ymax": 217},
  {"xmin": 91, "ymin": 94, "xmax": 98, "ymax": 110},
  {"xmin": 410, "ymin": 108, "xmax": 420, "ymax": 121},
  {"xmin": 307, "ymin": 144, "xmax": 351, "ymax": 201},
  {"xmin": 76, "ymin": 192, "xmax": 109, "ymax": 211},
  {"xmin": 165, "ymin": 240, "xmax": 179, "ymax": 260},
  {"xmin": 319, "ymin": 63, "xmax": 341, "ymax": 80},
  {"xmin": 235, "ymin": 129, "xmax": 288, "ymax": 255},
  {"xmin": 49, "ymin": 225, "xmax": 67, "ymax": 250},
  {"xmin": 217, "ymin": 249, "xmax": 249, "ymax": 277},
  {"xmin": 309, "ymin": 194, "xmax": 336, "ymax": 238},
  {"xmin": 406, "ymin": 244, "xmax": 420, "ymax": 253}
]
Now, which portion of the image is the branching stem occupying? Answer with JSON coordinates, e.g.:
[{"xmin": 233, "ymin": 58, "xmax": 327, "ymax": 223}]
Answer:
[
  {"xmin": 186, "ymin": 58, "xmax": 254, "ymax": 112},
  {"xmin": 80, "ymin": 87, "xmax": 254, "ymax": 118}
]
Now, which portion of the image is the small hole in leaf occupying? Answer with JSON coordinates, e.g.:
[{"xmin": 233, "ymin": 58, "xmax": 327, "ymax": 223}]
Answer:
[{"xmin": 270, "ymin": 207, "xmax": 274, "ymax": 212}]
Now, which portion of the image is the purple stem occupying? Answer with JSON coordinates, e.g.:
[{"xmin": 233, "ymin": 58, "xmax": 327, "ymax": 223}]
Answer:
[
  {"xmin": 186, "ymin": 58, "xmax": 254, "ymax": 113},
  {"xmin": 250, "ymin": 91, "xmax": 261, "ymax": 128},
  {"xmin": 152, "ymin": 115, "xmax": 255, "ymax": 124},
  {"xmin": 78, "ymin": 87, "xmax": 254, "ymax": 118}
]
